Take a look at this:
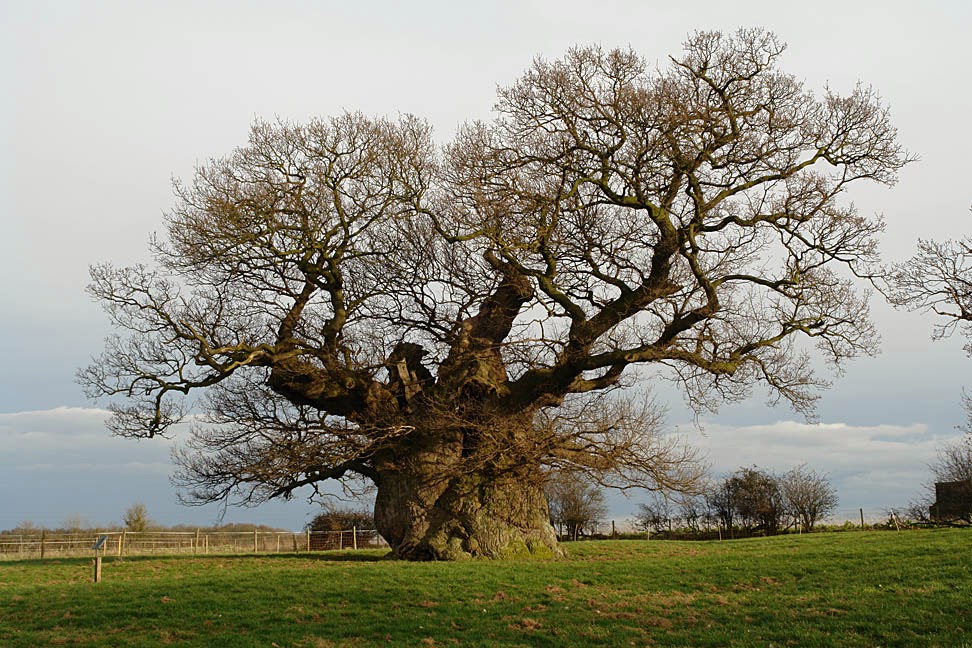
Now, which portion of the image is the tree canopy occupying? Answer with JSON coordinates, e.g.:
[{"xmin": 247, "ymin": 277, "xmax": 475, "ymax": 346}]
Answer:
[{"xmin": 82, "ymin": 29, "xmax": 910, "ymax": 559}]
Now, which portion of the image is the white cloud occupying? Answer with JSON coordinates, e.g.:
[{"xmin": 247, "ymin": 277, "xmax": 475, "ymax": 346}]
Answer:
[
  {"xmin": 0, "ymin": 407, "xmax": 113, "ymax": 445},
  {"xmin": 0, "ymin": 405, "xmax": 111, "ymax": 428},
  {"xmin": 18, "ymin": 461, "xmax": 172, "ymax": 476},
  {"xmin": 0, "ymin": 406, "xmax": 178, "ymax": 466}
]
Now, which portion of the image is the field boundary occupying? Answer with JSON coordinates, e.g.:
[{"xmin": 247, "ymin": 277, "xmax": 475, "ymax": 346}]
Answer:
[{"xmin": 0, "ymin": 528, "xmax": 387, "ymax": 560}]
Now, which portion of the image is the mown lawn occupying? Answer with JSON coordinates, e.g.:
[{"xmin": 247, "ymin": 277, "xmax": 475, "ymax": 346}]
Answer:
[{"xmin": 0, "ymin": 529, "xmax": 969, "ymax": 646}]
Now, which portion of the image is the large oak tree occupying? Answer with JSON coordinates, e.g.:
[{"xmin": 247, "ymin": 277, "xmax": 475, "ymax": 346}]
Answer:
[{"xmin": 82, "ymin": 30, "xmax": 909, "ymax": 559}]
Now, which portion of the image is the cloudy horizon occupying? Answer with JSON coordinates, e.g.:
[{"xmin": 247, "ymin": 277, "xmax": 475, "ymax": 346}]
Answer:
[{"xmin": 0, "ymin": 402, "xmax": 959, "ymax": 531}]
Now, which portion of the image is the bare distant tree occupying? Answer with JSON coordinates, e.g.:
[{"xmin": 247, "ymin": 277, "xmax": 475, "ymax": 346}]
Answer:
[
  {"xmin": 889, "ymin": 228, "xmax": 972, "ymax": 429},
  {"xmin": 546, "ymin": 472, "xmax": 608, "ymax": 540},
  {"xmin": 780, "ymin": 465, "xmax": 838, "ymax": 532},
  {"xmin": 731, "ymin": 467, "xmax": 786, "ymax": 535},
  {"xmin": 926, "ymin": 428, "xmax": 972, "ymax": 486},
  {"xmin": 638, "ymin": 486, "xmax": 714, "ymax": 536},
  {"xmin": 707, "ymin": 467, "xmax": 787, "ymax": 535},
  {"xmin": 81, "ymin": 30, "xmax": 910, "ymax": 560},
  {"xmin": 62, "ymin": 514, "xmax": 90, "ymax": 533},
  {"xmin": 903, "ymin": 497, "xmax": 932, "ymax": 524},
  {"xmin": 636, "ymin": 492, "xmax": 677, "ymax": 534},
  {"xmin": 122, "ymin": 503, "xmax": 153, "ymax": 532},
  {"xmin": 889, "ymin": 210, "xmax": 972, "ymax": 509},
  {"xmin": 706, "ymin": 476, "xmax": 738, "ymax": 532},
  {"xmin": 677, "ymin": 490, "xmax": 718, "ymax": 535},
  {"xmin": 889, "ymin": 228, "xmax": 972, "ymax": 351},
  {"xmin": 7, "ymin": 520, "xmax": 41, "ymax": 535}
]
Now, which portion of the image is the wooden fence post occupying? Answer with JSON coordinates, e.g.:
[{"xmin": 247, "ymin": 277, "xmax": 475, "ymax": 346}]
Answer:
[
  {"xmin": 306, "ymin": 530, "xmax": 310, "ymax": 552},
  {"xmin": 254, "ymin": 529, "xmax": 259, "ymax": 553},
  {"xmin": 93, "ymin": 556, "xmax": 102, "ymax": 583},
  {"xmin": 860, "ymin": 508, "xmax": 865, "ymax": 529},
  {"xmin": 41, "ymin": 530, "xmax": 46, "ymax": 559},
  {"xmin": 195, "ymin": 529, "xmax": 200, "ymax": 554},
  {"xmin": 353, "ymin": 527, "xmax": 357, "ymax": 551}
]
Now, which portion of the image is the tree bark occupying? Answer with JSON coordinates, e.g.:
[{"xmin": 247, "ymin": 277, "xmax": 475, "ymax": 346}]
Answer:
[{"xmin": 373, "ymin": 456, "xmax": 561, "ymax": 560}]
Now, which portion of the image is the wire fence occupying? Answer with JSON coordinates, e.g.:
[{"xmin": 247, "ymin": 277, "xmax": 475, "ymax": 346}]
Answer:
[{"xmin": 0, "ymin": 529, "xmax": 387, "ymax": 561}]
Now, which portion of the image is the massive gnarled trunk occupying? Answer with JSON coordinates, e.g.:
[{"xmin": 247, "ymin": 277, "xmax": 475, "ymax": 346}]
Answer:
[
  {"xmin": 368, "ymin": 413, "xmax": 561, "ymax": 560},
  {"xmin": 374, "ymin": 460, "xmax": 560, "ymax": 560}
]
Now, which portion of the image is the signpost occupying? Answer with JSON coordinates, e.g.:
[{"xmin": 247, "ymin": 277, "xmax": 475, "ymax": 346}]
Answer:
[{"xmin": 92, "ymin": 535, "xmax": 108, "ymax": 583}]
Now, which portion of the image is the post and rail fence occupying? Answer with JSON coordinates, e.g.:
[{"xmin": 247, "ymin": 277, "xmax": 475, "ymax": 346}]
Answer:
[
  {"xmin": 0, "ymin": 528, "xmax": 387, "ymax": 561},
  {"xmin": 0, "ymin": 508, "xmax": 911, "ymax": 559}
]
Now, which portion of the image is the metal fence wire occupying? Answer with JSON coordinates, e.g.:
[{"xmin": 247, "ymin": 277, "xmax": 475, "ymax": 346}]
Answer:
[{"xmin": 0, "ymin": 529, "xmax": 387, "ymax": 560}]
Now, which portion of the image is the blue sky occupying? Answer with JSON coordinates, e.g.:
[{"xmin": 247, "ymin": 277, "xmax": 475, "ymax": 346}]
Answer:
[{"xmin": 1, "ymin": 0, "xmax": 970, "ymax": 530}]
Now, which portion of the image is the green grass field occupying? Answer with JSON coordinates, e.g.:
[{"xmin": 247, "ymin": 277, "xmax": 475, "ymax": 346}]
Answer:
[{"xmin": 1, "ymin": 529, "xmax": 969, "ymax": 647}]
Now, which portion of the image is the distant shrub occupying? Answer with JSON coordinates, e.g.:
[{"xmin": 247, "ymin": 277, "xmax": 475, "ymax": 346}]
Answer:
[{"xmin": 306, "ymin": 507, "xmax": 374, "ymax": 532}]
